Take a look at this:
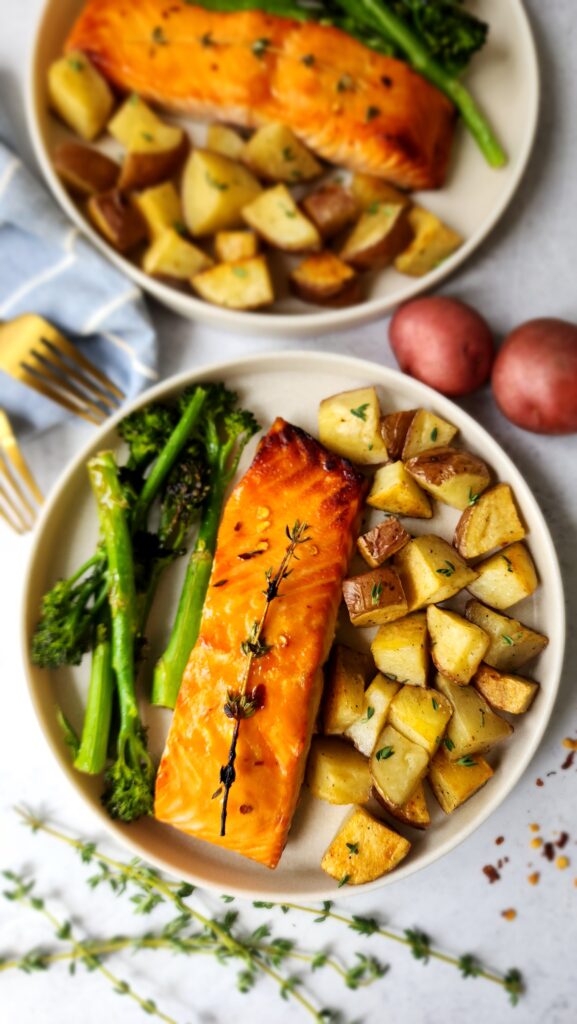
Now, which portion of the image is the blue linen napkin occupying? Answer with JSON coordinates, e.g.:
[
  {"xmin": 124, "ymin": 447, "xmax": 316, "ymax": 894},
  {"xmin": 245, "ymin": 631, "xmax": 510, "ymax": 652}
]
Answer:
[{"xmin": 0, "ymin": 112, "xmax": 158, "ymax": 434}]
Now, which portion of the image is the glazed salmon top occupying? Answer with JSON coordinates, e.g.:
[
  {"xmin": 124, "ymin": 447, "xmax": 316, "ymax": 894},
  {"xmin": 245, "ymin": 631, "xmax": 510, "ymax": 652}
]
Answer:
[
  {"xmin": 66, "ymin": 0, "xmax": 456, "ymax": 189},
  {"xmin": 155, "ymin": 418, "xmax": 367, "ymax": 868}
]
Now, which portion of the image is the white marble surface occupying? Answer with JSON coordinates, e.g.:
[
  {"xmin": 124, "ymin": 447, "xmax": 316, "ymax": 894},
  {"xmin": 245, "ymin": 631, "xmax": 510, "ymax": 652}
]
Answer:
[{"xmin": 2, "ymin": 2, "xmax": 577, "ymax": 1022}]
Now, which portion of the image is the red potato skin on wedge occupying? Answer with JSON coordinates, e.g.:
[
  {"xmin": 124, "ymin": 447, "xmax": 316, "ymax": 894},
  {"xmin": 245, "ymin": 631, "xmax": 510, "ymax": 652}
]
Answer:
[
  {"xmin": 389, "ymin": 297, "xmax": 495, "ymax": 396},
  {"xmin": 492, "ymin": 318, "xmax": 577, "ymax": 434}
]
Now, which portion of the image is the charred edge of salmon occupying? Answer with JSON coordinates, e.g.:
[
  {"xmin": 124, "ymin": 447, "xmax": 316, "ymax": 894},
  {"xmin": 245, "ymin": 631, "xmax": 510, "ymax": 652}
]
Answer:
[{"xmin": 260, "ymin": 417, "xmax": 368, "ymax": 493}]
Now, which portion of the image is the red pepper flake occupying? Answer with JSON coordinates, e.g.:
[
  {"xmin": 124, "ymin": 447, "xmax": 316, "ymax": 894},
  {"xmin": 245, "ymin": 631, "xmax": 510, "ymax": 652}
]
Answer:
[
  {"xmin": 543, "ymin": 842, "xmax": 555, "ymax": 862},
  {"xmin": 536, "ymin": 777, "xmax": 544, "ymax": 787},
  {"xmin": 495, "ymin": 836, "xmax": 505, "ymax": 845},
  {"xmin": 562, "ymin": 737, "xmax": 577, "ymax": 751},
  {"xmin": 556, "ymin": 832, "xmax": 569, "ymax": 849},
  {"xmin": 501, "ymin": 908, "xmax": 517, "ymax": 921},
  {"xmin": 483, "ymin": 865, "xmax": 500, "ymax": 884},
  {"xmin": 561, "ymin": 750, "xmax": 575, "ymax": 770}
]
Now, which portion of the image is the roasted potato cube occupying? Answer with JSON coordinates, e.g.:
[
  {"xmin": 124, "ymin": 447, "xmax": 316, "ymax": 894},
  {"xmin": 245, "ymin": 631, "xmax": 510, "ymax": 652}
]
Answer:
[
  {"xmin": 429, "ymin": 749, "xmax": 494, "ymax": 814},
  {"xmin": 340, "ymin": 202, "xmax": 413, "ymax": 270},
  {"xmin": 401, "ymin": 409, "xmax": 458, "ymax": 461},
  {"xmin": 306, "ymin": 738, "xmax": 371, "ymax": 805},
  {"xmin": 351, "ymin": 173, "xmax": 411, "ymax": 211},
  {"xmin": 370, "ymin": 612, "xmax": 429, "ymax": 688},
  {"xmin": 380, "ymin": 410, "xmax": 417, "ymax": 460},
  {"xmin": 132, "ymin": 182, "xmax": 183, "ymax": 240},
  {"xmin": 464, "ymin": 600, "xmax": 548, "ymax": 671},
  {"xmin": 388, "ymin": 685, "xmax": 452, "ymax": 757},
  {"xmin": 302, "ymin": 185, "xmax": 359, "ymax": 239},
  {"xmin": 53, "ymin": 142, "xmax": 119, "ymax": 196},
  {"xmin": 206, "ymin": 123, "xmax": 246, "ymax": 160},
  {"xmin": 243, "ymin": 122, "xmax": 321, "ymax": 182},
  {"xmin": 214, "ymin": 230, "xmax": 259, "ymax": 263},
  {"xmin": 426, "ymin": 605, "xmax": 489, "ymax": 686},
  {"xmin": 394, "ymin": 536, "xmax": 478, "ymax": 610},
  {"xmin": 109, "ymin": 96, "xmax": 187, "ymax": 191},
  {"xmin": 367, "ymin": 462, "xmax": 432, "ymax": 519},
  {"xmin": 322, "ymin": 645, "xmax": 372, "ymax": 735},
  {"xmin": 454, "ymin": 483, "xmax": 526, "ymax": 559},
  {"xmin": 87, "ymin": 190, "xmax": 147, "ymax": 253},
  {"xmin": 345, "ymin": 674, "xmax": 400, "ymax": 757},
  {"xmin": 242, "ymin": 184, "xmax": 321, "ymax": 252},
  {"xmin": 48, "ymin": 51, "xmax": 114, "ymax": 141},
  {"xmin": 182, "ymin": 150, "xmax": 262, "ymax": 236},
  {"xmin": 357, "ymin": 516, "xmax": 410, "ymax": 568},
  {"xmin": 435, "ymin": 673, "xmax": 513, "ymax": 760},
  {"xmin": 318, "ymin": 386, "xmax": 388, "ymax": 465},
  {"xmin": 394, "ymin": 205, "xmax": 462, "ymax": 277},
  {"xmin": 378, "ymin": 781, "xmax": 431, "ymax": 830},
  {"xmin": 473, "ymin": 663, "xmax": 539, "ymax": 715},
  {"xmin": 321, "ymin": 806, "xmax": 411, "ymax": 885},
  {"xmin": 343, "ymin": 567, "xmax": 408, "ymax": 628},
  {"xmin": 405, "ymin": 447, "xmax": 491, "ymax": 511},
  {"xmin": 467, "ymin": 542, "xmax": 538, "ymax": 610},
  {"xmin": 370, "ymin": 725, "xmax": 429, "ymax": 808},
  {"xmin": 191, "ymin": 256, "xmax": 274, "ymax": 310},
  {"xmin": 142, "ymin": 228, "xmax": 212, "ymax": 281},
  {"xmin": 290, "ymin": 251, "xmax": 361, "ymax": 308}
]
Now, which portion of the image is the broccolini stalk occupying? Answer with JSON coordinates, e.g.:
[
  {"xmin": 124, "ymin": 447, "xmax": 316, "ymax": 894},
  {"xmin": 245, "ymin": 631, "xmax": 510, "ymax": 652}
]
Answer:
[
  {"xmin": 152, "ymin": 389, "xmax": 259, "ymax": 709},
  {"xmin": 88, "ymin": 452, "xmax": 155, "ymax": 822},
  {"xmin": 74, "ymin": 614, "xmax": 114, "ymax": 776}
]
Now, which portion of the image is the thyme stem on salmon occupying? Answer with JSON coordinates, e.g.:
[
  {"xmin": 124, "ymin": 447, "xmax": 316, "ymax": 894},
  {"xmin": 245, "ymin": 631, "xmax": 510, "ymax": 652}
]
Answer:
[{"xmin": 216, "ymin": 520, "xmax": 311, "ymax": 836}]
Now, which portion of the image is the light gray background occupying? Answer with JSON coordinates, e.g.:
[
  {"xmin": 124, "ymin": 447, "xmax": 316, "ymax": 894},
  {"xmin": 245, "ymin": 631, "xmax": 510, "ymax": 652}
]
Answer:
[{"xmin": 1, "ymin": 2, "xmax": 576, "ymax": 1023}]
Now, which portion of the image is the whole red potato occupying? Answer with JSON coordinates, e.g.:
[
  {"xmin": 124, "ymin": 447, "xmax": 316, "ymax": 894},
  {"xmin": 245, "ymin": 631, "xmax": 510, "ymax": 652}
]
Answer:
[
  {"xmin": 492, "ymin": 318, "xmax": 577, "ymax": 434},
  {"xmin": 389, "ymin": 297, "xmax": 494, "ymax": 396}
]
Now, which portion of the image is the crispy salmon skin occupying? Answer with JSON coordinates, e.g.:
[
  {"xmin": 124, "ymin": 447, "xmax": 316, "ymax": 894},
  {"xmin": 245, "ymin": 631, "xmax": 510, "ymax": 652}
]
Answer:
[
  {"xmin": 66, "ymin": 0, "xmax": 455, "ymax": 189},
  {"xmin": 155, "ymin": 418, "xmax": 367, "ymax": 868}
]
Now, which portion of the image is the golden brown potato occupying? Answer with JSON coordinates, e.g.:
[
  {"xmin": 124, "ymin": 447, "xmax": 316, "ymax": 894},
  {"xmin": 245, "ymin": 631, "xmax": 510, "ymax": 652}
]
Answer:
[
  {"xmin": 394, "ymin": 205, "xmax": 463, "ymax": 277},
  {"xmin": 357, "ymin": 516, "xmax": 410, "ymax": 568},
  {"xmin": 322, "ymin": 645, "xmax": 372, "ymax": 735},
  {"xmin": 467, "ymin": 543, "xmax": 538, "ymax": 610},
  {"xmin": 428, "ymin": 749, "xmax": 494, "ymax": 814},
  {"xmin": 405, "ymin": 447, "xmax": 491, "ymax": 511},
  {"xmin": 87, "ymin": 191, "xmax": 147, "ymax": 253},
  {"xmin": 243, "ymin": 122, "xmax": 322, "ymax": 182},
  {"xmin": 464, "ymin": 600, "xmax": 548, "ymax": 671},
  {"xmin": 367, "ymin": 462, "xmax": 432, "ymax": 519},
  {"xmin": 473, "ymin": 663, "xmax": 539, "ymax": 715},
  {"xmin": 109, "ymin": 96, "xmax": 188, "ymax": 191},
  {"xmin": 214, "ymin": 230, "xmax": 259, "ymax": 263},
  {"xmin": 378, "ymin": 781, "xmax": 431, "ymax": 830},
  {"xmin": 242, "ymin": 184, "xmax": 321, "ymax": 252},
  {"xmin": 394, "ymin": 535, "xmax": 478, "ymax": 610},
  {"xmin": 350, "ymin": 173, "xmax": 411, "ymax": 211},
  {"xmin": 426, "ymin": 605, "xmax": 489, "ymax": 686},
  {"xmin": 454, "ymin": 483, "xmax": 526, "ymax": 559},
  {"xmin": 302, "ymin": 185, "xmax": 359, "ymax": 239},
  {"xmin": 318, "ymin": 386, "xmax": 388, "ymax": 465},
  {"xmin": 340, "ymin": 202, "xmax": 413, "ymax": 270},
  {"xmin": 370, "ymin": 612, "xmax": 429, "ymax": 688},
  {"xmin": 132, "ymin": 182, "xmax": 183, "ymax": 240},
  {"xmin": 142, "ymin": 228, "xmax": 213, "ymax": 281},
  {"xmin": 206, "ymin": 123, "xmax": 246, "ymax": 160},
  {"xmin": 182, "ymin": 150, "xmax": 262, "ymax": 236},
  {"xmin": 388, "ymin": 685, "xmax": 453, "ymax": 756},
  {"xmin": 290, "ymin": 251, "xmax": 361, "ymax": 308},
  {"xmin": 435, "ymin": 672, "xmax": 513, "ymax": 761},
  {"xmin": 343, "ymin": 566, "xmax": 408, "ymax": 628},
  {"xmin": 306, "ymin": 738, "xmax": 371, "ymax": 805},
  {"xmin": 370, "ymin": 725, "xmax": 429, "ymax": 808},
  {"xmin": 191, "ymin": 256, "xmax": 274, "ymax": 310},
  {"xmin": 48, "ymin": 52, "xmax": 114, "ymax": 141},
  {"xmin": 53, "ymin": 142, "xmax": 119, "ymax": 196},
  {"xmin": 401, "ymin": 409, "xmax": 458, "ymax": 461},
  {"xmin": 321, "ymin": 806, "xmax": 411, "ymax": 885},
  {"xmin": 345, "ymin": 674, "xmax": 400, "ymax": 757},
  {"xmin": 380, "ymin": 410, "xmax": 417, "ymax": 460}
]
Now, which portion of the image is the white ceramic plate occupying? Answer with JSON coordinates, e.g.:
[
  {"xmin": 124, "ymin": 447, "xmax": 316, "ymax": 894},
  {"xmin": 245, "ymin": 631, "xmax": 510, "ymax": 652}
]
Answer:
[
  {"xmin": 26, "ymin": 0, "xmax": 539, "ymax": 338},
  {"xmin": 22, "ymin": 352, "xmax": 564, "ymax": 900}
]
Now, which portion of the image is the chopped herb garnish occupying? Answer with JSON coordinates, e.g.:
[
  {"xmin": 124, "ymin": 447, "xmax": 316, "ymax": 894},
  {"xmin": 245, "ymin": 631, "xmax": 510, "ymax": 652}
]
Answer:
[
  {"xmin": 141, "ymin": 132, "xmax": 155, "ymax": 142},
  {"xmin": 376, "ymin": 745, "xmax": 394, "ymax": 761},
  {"xmin": 337, "ymin": 874, "xmax": 350, "ymax": 888},
  {"xmin": 205, "ymin": 172, "xmax": 228, "ymax": 191},
  {"xmin": 468, "ymin": 488, "xmax": 481, "ymax": 505},
  {"xmin": 173, "ymin": 221, "xmax": 188, "ymax": 237},
  {"xmin": 68, "ymin": 58, "xmax": 84, "ymax": 72},
  {"xmin": 368, "ymin": 444, "xmax": 374, "ymax": 451},
  {"xmin": 345, "ymin": 843, "xmax": 359, "ymax": 855},
  {"xmin": 383, "ymin": 672, "xmax": 397, "ymax": 682},
  {"xmin": 362, "ymin": 706, "xmax": 375, "ymax": 722},
  {"xmin": 252, "ymin": 37, "xmax": 271, "ymax": 59},
  {"xmin": 366, "ymin": 105, "xmax": 381, "ymax": 122},
  {"xmin": 350, "ymin": 403, "xmax": 369, "ymax": 421},
  {"xmin": 444, "ymin": 737, "xmax": 455, "ymax": 751},
  {"xmin": 456, "ymin": 755, "xmax": 477, "ymax": 767},
  {"xmin": 479, "ymin": 708, "xmax": 486, "ymax": 728},
  {"xmin": 151, "ymin": 26, "xmax": 168, "ymax": 46},
  {"xmin": 282, "ymin": 146, "xmax": 295, "ymax": 162},
  {"xmin": 301, "ymin": 53, "xmax": 316, "ymax": 67},
  {"xmin": 503, "ymin": 555, "xmax": 514, "ymax": 572},
  {"xmin": 367, "ymin": 201, "xmax": 381, "ymax": 215},
  {"xmin": 436, "ymin": 560, "xmax": 456, "ymax": 577},
  {"xmin": 430, "ymin": 427, "xmax": 438, "ymax": 442},
  {"xmin": 129, "ymin": 92, "xmax": 140, "ymax": 106},
  {"xmin": 200, "ymin": 31, "xmax": 214, "ymax": 47},
  {"xmin": 336, "ymin": 74, "xmax": 353, "ymax": 93},
  {"xmin": 502, "ymin": 634, "xmax": 514, "ymax": 646},
  {"xmin": 371, "ymin": 581, "xmax": 383, "ymax": 606},
  {"xmin": 432, "ymin": 697, "xmax": 439, "ymax": 711},
  {"xmin": 232, "ymin": 266, "xmax": 248, "ymax": 279}
]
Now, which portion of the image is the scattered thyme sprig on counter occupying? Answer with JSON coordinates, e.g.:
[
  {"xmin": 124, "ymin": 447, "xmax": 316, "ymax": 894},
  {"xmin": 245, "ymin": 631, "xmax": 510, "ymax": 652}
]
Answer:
[
  {"xmin": 216, "ymin": 520, "xmax": 311, "ymax": 836},
  {"xmin": 1, "ymin": 808, "xmax": 524, "ymax": 1022}
]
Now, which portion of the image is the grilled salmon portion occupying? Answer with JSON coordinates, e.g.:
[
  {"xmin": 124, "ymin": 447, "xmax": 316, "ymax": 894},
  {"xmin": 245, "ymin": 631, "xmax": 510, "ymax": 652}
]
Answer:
[
  {"xmin": 155, "ymin": 418, "xmax": 367, "ymax": 868},
  {"xmin": 66, "ymin": 1, "xmax": 456, "ymax": 190}
]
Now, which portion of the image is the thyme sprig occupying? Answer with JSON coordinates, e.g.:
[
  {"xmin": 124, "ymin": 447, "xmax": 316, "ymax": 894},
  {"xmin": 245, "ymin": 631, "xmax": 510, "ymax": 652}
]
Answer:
[{"xmin": 217, "ymin": 520, "xmax": 310, "ymax": 836}]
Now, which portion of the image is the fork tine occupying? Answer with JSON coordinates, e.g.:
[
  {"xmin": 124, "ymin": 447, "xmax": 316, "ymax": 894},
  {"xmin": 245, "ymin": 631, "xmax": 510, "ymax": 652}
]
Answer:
[
  {"xmin": 40, "ymin": 332, "xmax": 125, "ymax": 402},
  {"xmin": 33, "ymin": 345, "xmax": 118, "ymax": 416},
  {"xmin": 16, "ymin": 367, "xmax": 106, "ymax": 426},
  {"xmin": 23, "ymin": 356, "xmax": 109, "ymax": 423},
  {"xmin": 39, "ymin": 338, "xmax": 123, "ymax": 409},
  {"xmin": 0, "ymin": 478, "xmax": 29, "ymax": 533},
  {"xmin": 0, "ymin": 412, "xmax": 43, "ymax": 506},
  {"xmin": 0, "ymin": 459, "xmax": 34, "ymax": 519}
]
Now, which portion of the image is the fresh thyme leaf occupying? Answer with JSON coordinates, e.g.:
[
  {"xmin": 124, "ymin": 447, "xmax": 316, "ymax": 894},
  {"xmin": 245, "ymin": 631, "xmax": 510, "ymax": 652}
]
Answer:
[
  {"xmin": 232, "ymin": 266, "xmax": 249, "ymax": 279},
  {"xmin": 432, "ymin": 697, "xmax": 439, "ymax": 711},
  {"xmin": 444, "ymin": 737, "xmax": 455, "ymax": 751},
  {"xmin": 383, "ymin": 672, "xmax": 397, "ymax": 681},
  {"xmin": 200, "ymin": 30, "xmax": 214, "ymax": 47},
  {"xmin": 505, "ymin": 968, "xmax": 524, "ymax": 1005},
  {"xmin": 405, "ymin": 928, "xmax": 430, "ymax": 962},
  {"xmin": 436, "ymin": 560, "xmax": 456, "ymax": 577},
  {"xmin": 205, "ymin": 172, "xmax": 228, "ymax": 191},
  {"xmin": 68, "ymin": 58, "xmax": 84, "ymax": 72},
  {"xmin": 456, "ymin": 755, "xmax": 477, "ymax": 767},
  {"xmin": 350, "ymin": 915, "xmax": 378, "ymax": 936},
  {"xmin": 459, "ymin": 954, "xmax": 481, "ymax": 978},
  {"xmin": 141, "ymin": 132, "xmax": 155, "ymax": 142},
  {"xmin": 346, "ymin": 842, "xmax": 359, "ymax": 855},
  {"xmin": 252, "ymin": 37, "xmax": 271, "ymax": 59},
  {"xmin": 336, "ymin": 74, "xmax": 354, "ymax": 93},
  {"xmin": 173, "ymin": 221, "xmax": 188, "ymax": 237},
  {"xmin": 151, "ymin": 26, "xmax": 168, "ymax": 45},
  {"xmin": 337, "ymin": 874, "xmax": 350, "ymax": 888},
  {"xmin": 362, "ymin": 706, "xmax": 375, "ymax": 722},
  {"xmin": 367, "ymin": 201, "xmax": 380, "ymax": 215},
  {"xmin": 430, "ymin": 427, "xmax": 438, "ymax": 442},
  {"xmin": 371, "ymin": 581, "xmax": 383, "ymax": 606},
  {"xmin": 376, "ymin": 745, "xmax": 394, "ymax": 761},
  {"xmin": 502, "ymin": 634, "xmax": 514, "ymax": 645},
  {"xmin": 468, "ymin": 488, "xmax": 481, "ymax": 505},
  {"xmin": 503, "ymin": 554, "xmax": 514, "ymax": 572},
  {"xmin": 282, "ymin": 146, "xmax": 295, "ymax": 162},
  {"xmin": 350, "ymin": 403, "xmax": 369, "ymax": 421}
]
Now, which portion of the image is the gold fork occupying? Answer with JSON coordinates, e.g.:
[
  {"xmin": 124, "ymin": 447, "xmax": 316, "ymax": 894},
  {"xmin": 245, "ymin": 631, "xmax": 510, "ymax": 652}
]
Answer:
[
  {"xmin": 0, "ymin": 410, "xmax": 43, "ymax": 533},
  {"xmin": 0, "ymin": 314, "xmax": 125, "ymax": 425}
]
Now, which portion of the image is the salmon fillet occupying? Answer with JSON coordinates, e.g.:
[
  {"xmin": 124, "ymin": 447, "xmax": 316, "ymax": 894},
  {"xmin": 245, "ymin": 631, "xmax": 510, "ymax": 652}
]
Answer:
[
  {"xmin": 65, "ymin": 0, "xmax": 456, "ymax": 189},
  {"xmin": 155, "ymin": 418, "xmax": 367, "ymax": 868}
]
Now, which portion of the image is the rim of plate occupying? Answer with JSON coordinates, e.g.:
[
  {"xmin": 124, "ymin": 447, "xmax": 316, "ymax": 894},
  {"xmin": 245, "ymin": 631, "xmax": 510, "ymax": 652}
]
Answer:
[
  {"xmin": 21, "ymin": 351, "xmax": 565, "ymax": 900},
  {"xmin": 25, "ymin": 0, "xmax": 540, "ymax": 338}
]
